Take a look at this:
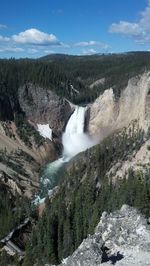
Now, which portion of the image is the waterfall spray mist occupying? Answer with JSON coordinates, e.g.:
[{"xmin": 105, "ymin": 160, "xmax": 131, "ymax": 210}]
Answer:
[
  {"xmin": 34, "ymin": 105, "xmax": 97, "ymax": 202},
  {"xmin": 62, "ymin": 106, "xmax": 96, "ymax": 160}
]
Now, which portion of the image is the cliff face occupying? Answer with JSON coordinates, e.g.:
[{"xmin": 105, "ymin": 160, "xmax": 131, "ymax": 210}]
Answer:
[
  {"xmin": 88, "ymin": 72, "xmax": 150, "ymax": 140},
  {"xmin": 0, "ymin": 121, "xmax": 54, "ymax": 198},
  {"xmin": 18, "ymin": 83, "xmax": 73, "ymax": 137},
  {"xmin": 0, "ymin": 82, "xmax": 74, "ymax": 198},
  {"xmin": 61, "ymin": 205, "xmax": 150, "ymax": 266}
]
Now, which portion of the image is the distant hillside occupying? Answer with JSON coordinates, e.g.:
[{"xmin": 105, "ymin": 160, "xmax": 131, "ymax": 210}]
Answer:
[
  {"xmin": 39, "ymin": 51, "xmax": 150, "ymax": 100},
  {"xmin": 1, "ymin": 52, "xmax": 150, "ymax": 116}
]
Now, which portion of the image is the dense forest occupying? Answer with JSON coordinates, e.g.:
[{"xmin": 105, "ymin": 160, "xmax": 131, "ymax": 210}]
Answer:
[
  {"xmin": 24, "ymin": 170, "xmax": 150, "ymax": 266},
  {"xmin": 1, "ymin": 51, "xmax": 150, "ymax": 121},
  {"xmin": 0, "ymin": 187, "xmax": 31, "ymax": 240},
  {"xmin": 23, "ymin": 123, "xmax": 150, "ymax": 265}
]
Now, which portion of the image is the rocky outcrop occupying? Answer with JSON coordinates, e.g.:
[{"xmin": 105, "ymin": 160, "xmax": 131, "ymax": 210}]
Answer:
[
  {"xmin": 0, "ymin": 157, "xmax": 39, "ymax": 199},
  {"xmin": 0, "ymin": 121, "xmax": 59, "ymax": 198},
  {"xmin": 89, "ymin": 78, "xmax": 105, "ymax": 89},
  {"xmin": 87, "ymin": 72, "xmax": 150, "ymax": 140},
  {"xmin": 60, "ymin": 205, "xmax": 150, "ymax": 266},
  {"xmin": 0, "ymin": 82, "xmax": 70, "ymax": 198},
  {"xmin": 107, "ymin": 138, "xmax": 150, "ymax": 182},
  {"xmin": 18, "ymin": 83, "xmax": 73, "ymax": 137}
]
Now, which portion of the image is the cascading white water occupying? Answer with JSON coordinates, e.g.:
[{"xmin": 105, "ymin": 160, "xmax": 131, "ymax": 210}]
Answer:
[
  {"xmin": 62, "ymin": 106, "xmax": 94, "ymax": 160},
  {"xmin": 34, "ymin": 106, "xmax": 96, "ymax": 203}
]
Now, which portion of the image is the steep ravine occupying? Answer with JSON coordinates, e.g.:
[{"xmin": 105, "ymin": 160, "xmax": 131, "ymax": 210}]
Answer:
[
  {"xmin": 0, "ymin": 83, "xmax": 74, "ymax": 198},
  {"xmin": 37, "ymin": 106, "xmax": 96, "ymax": 200},
  {"xmin": 1, "ymin": 71, "xmax": 150, "ymax": 264},
  {"xmin": 36, "ymin": 72, "xmax": 150, "ymax": 202},
  {"xmin": 23, "ymin": 117, "xmax": 150, "ymax": 264},
  {"xmin": 22, "ymin": 72, "xmax": 150, "ymax": 261},
  {"xmin": 2, "ymin": 71, "xmax": 150, "ymax": 199}
]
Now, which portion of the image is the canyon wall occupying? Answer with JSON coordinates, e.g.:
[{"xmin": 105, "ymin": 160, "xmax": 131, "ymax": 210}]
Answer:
[
  {"xmin": 18, "ymin": 83, "xmax": 74, "ymax": 137},
  {"xmin": 87, "ymin": 72, "xmax": 150, "ymax": 140}
]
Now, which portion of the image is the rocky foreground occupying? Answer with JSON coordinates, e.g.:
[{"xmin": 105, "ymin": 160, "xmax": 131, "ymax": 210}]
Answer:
[{"xmin": 60, "ymin": 205, "xmax": 150, "ymax": 266}]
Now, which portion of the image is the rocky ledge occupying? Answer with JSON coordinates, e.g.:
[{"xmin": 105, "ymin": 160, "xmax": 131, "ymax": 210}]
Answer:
[{"xmin": 60, "ymin": 205, "xmax": 150, "ymax": 266}]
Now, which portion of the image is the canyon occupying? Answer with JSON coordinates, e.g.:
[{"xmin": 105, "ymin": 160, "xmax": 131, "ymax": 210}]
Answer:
[{"xmin": 1, "ymin": 53, "xmax": 150, "ymax": 265}]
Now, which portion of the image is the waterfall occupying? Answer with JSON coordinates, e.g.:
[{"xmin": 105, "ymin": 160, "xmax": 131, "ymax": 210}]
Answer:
[
  {"xmin": 34, "ymin": 106, "xmax": 95, "ymax": 203},
  {"xmin": 62, "ymin": 106, "xmax": 88, "ymax": 159}
]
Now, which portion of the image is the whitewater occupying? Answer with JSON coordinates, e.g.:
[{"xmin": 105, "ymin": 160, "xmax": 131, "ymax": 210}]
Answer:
[{"xmin": 34, "ymin": 106, "xmax": 96, "ymax": 202}]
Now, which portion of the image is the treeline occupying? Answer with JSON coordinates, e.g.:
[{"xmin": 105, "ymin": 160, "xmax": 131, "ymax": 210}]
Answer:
[
  {"xmin": 1, "ymin": 51, "xmax": 150, "ymax": 118},
  {"xmin": 23, "ymin": 123, "xmax": 150, "ymax": 265}
]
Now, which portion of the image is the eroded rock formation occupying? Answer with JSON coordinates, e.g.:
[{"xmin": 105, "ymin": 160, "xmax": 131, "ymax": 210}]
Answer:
[
  {"xmin": 0, "ymin": 121, "xmax": 58, "ymax": 198},
  {"xmin": 87, "ymin": 72, "xmax": 150, "ymax": 140},
  {"xmin": 18, "ymin": 83, "xmax": 73, "ymax": 137}
]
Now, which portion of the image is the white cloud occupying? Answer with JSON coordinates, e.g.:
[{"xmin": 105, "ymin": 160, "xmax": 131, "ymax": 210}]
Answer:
[
  {"xmin": 75, "ymin": 41, "xmax": 98, "ymax": 47},
  {"xmin": 140, "ymin": 0, "xmax": 150, "ymax": 31},
  {"xmin": 0, "ymin": 28, "xmax": 110, "ymax": 56},
  {"xmin": 60, "ymin": 42, "xmax": 70, "ymax": 48},
  {"xmin": 12, "ymin": 28, "xmax": 60, "ymax": 45},
  {"xmin": 0, "ymin": 24, "xmax": 7, "ymax": 29},
  {"xmin": 27, "ymin": 48, "xmax": 38, "ymax": 54},
  {"xmin": 0, "ymin": 47, "xmax": 24, "ymax": 52},
  {"xmin": 83, "ymin": 48, "xmax": 97, "ymax": 55},
  {"xmin": 109, "ymin": 0, "xmax": 150, "ymax": 44},
  {"xmin": 0, "ymin": 35, "xmax": 10, "ymax": 42},
  {"xmin": 109, "ymin": 21, "xmax": 142, "ymax": 36},
  {"xmin": 44, "ymin": 49, "xmax": 55, "ymax": 54},
  {"xmin": 75, "ymin": 40, "xmax": 110, "ymax": 49},
  {"xmin": 0, "ymin": 28, "xmax": 64, "ymax": 55},
  {"xmin": 0, "ymin": 28, "xmax": 65, "ymax": 56}
]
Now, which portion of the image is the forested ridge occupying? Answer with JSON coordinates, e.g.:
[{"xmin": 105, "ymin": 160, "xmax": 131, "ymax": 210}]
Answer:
[{"xmin": 1, "ymin": 51, "xmax": 150, "ymax": 119}]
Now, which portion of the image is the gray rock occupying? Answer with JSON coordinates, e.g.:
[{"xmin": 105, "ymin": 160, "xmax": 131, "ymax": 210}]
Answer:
[
  {"xmin": 18, "ymin": 83, "xmax": 74, "ymax": 137},
  {"xmin": 87, "ymin": 72, "xmax": 150, "ymax": 139},
  {"xmin": 60, "ymin": 205, "xmax": 150, "ymax": 266},
  {"xmin": 61, "ymin": 235, "xmax": 104, "ymax": 266}
]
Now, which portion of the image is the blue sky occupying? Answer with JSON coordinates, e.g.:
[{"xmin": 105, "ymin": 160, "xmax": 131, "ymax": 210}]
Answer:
[{"xmin": 0, "ymin": 0, "xmax": 150, "ymax": 58}]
